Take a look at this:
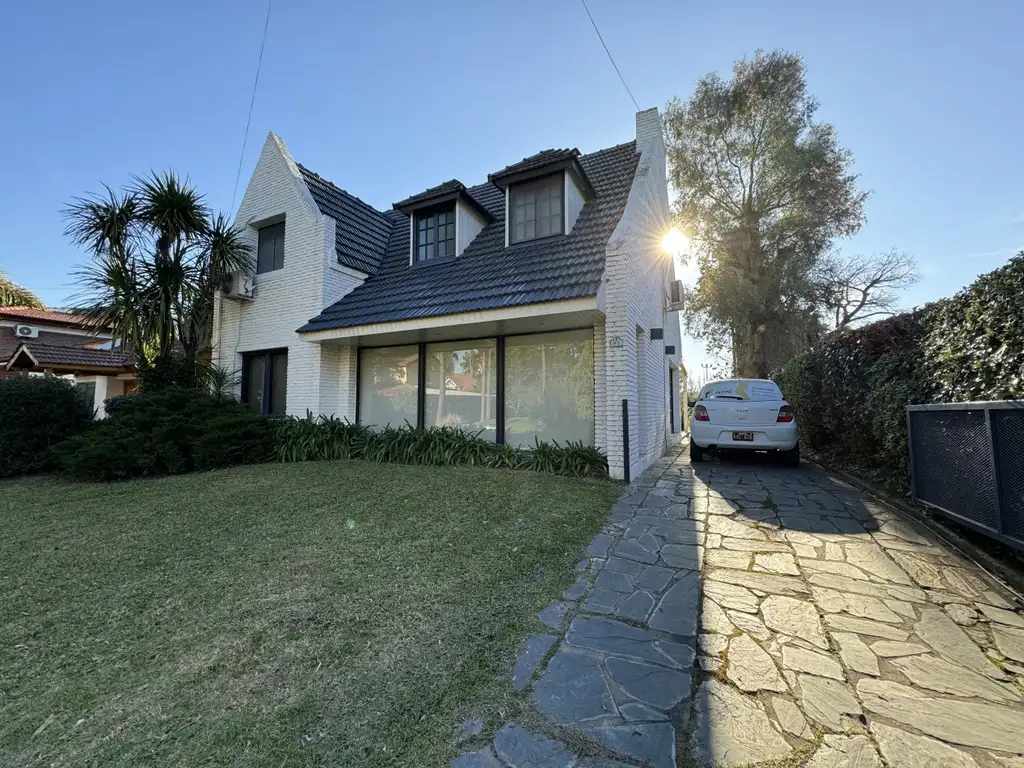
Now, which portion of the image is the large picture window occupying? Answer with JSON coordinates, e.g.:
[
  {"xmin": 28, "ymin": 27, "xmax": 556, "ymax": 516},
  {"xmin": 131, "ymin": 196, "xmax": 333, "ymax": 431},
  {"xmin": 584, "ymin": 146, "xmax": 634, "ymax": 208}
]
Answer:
[
  {"xmin": 256, "ymin": 221, "xmax": 285, "ymax": 273},
  {"xmin": 510, "ymin": 175, "xmax": 564, "ymax": 244},
  {"xmin": 415, "ymin": 205, "xmax": 456, "ymax": 263},
  {"xmin": 425, "ymin": 340, "xmax": 497, "ymax": 440},
  {"xmin": 243, "ymin": 349, "xmax": 288, "ymax": 416},
  {"xmin": 359, "ymin": 346, "xmax": 420, "ymax": 428},
  {"xmin": 356, "ymin": 331, "xmax": 595, "ymax": 448},
  {"xmin": 504, "ymin": 330, "xmax": 594, "ymax": 447}
]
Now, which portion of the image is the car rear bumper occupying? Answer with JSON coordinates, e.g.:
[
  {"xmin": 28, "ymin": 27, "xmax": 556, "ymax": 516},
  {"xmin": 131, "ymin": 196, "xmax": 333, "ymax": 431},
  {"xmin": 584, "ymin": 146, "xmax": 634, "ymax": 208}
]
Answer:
[{"xmin": 690, "ymin": 422, "xmax": 798, "ymax": 451}]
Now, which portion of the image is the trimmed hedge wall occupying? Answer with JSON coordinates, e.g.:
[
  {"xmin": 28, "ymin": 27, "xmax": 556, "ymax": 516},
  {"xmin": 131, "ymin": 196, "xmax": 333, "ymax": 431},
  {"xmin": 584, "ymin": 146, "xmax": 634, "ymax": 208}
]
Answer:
[{"xmin": 776, "ymin": 252, "xmax": 1024, "ymax": 492}]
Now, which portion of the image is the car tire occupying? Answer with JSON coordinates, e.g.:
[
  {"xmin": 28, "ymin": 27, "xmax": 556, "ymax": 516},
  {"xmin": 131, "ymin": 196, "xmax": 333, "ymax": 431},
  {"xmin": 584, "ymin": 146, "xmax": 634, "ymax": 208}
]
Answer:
[
  {"xmin": 690, "ymin": 440, "xmax": 705, "ymax": 463},
  {"xmin": 781, "ymin": 444, "xmax": 800, "ymax": 468}
]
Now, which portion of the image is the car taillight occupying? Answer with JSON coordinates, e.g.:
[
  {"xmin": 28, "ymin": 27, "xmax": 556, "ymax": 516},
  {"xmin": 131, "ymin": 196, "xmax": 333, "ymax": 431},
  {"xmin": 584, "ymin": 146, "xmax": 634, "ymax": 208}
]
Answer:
[
  {"xmin": 777, "ymin": 405, "xmax": 794, "ymax": 423},
  {"xmin": 694, "ymin": 404, "xmax": 709, "ymax": 421}
]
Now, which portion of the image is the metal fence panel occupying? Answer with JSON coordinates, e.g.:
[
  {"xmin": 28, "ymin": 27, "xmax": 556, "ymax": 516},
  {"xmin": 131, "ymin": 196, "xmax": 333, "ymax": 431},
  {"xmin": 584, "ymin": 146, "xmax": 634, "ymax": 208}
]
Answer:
[
  {"xmin": 992, "ymin": 409, "xmax": 1024, "ymax": 543},
  {"xmin": 908, "ymin": 402, "xmax": 1024, "ymax": 550}
]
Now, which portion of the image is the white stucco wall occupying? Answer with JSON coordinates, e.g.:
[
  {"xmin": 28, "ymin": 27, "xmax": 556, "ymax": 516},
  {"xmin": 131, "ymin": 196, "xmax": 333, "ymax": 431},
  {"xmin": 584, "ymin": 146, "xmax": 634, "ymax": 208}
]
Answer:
[
  {"xmin": 213, "ymin": 133, "xmax": 365, "ymax": 417},
  {"xmin": 600, "ymin": 108, "xmax": 683, "ymax": 480},
  {"xmin": 72, "ymin": 374, "xmax": 125, "ymax": 418}
]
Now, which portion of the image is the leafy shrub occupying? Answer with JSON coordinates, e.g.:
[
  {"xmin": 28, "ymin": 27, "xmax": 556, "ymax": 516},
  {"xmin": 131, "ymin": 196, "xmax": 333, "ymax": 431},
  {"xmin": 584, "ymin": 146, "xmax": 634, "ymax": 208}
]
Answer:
[
  {"xmin": 776, "ymin": 252, "xmax": 1024, "ymax": 493},
  {"xmin": 135, "ymin": 354, "xmax": 240, "ymax": 395},
  {"xmin": 56, "ymin": 388, "xmax": 276, "ymax": 481},
  {"xmin": 275, "ymin": 414, "xmax": 609, "ymax": 478},
  {"xmin": 0, "ymin": 376, "xmax": 94, "ymax": 477}
]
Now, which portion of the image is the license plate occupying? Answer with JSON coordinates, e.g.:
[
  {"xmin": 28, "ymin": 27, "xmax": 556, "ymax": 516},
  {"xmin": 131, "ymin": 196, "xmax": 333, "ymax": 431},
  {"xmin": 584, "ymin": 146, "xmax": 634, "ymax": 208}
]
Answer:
[{"xmin": 732, "ymin": 431, "xmax": 754, "ymax": 442}]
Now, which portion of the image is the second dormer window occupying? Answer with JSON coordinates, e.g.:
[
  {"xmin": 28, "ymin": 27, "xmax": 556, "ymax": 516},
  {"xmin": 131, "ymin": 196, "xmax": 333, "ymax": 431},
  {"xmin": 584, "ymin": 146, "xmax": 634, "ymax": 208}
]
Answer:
[
  {"xmin": 510, "ymin": 174, "xmax": 564, "ymax": 244},
  {"xmin": 415, "ymin": 204, "xmax": 456, "ymax": 263}
]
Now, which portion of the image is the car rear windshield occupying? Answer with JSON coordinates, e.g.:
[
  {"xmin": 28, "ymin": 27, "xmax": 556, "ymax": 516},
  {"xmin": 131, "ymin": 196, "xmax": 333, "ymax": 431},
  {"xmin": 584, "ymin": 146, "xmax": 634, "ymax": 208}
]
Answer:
[{"xmin": 701, "ymin": 381, "xmax": 782, "ymax": 402}]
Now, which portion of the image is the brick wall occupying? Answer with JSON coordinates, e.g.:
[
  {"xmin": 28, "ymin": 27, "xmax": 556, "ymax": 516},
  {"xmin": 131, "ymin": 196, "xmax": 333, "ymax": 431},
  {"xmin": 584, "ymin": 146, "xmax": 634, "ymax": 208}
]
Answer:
[
  {"xmin": 600, "ymin": 108, "xmax": 683, "ymax": 480},
  {"xmin": 214, "ymin": 133, "xmax": 364, "ymax": 417}
]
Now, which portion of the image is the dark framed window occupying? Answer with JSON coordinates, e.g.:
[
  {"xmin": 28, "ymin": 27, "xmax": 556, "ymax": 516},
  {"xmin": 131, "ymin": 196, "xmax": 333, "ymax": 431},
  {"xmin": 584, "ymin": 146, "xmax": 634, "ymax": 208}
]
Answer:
[
  {"xmin": 356, "ymin": 328, "xmax": 595, "ymax": 449},
  {"xmin": 358, "ymin": 346, "xmax": 420, "ymax": 428},
  {"xmin": 256, "ymin": 221, "xmax": 285, "ymax": 273},
  {"xmin": 510, "ymin": 174, "xmax": 564, "ymax": 244},
  {"xmin": 75, "ymin": 381, "xmax": 96, "ymax": 413},
  {"xmin": 243, "ymin": 349, "xmax": 287, "ymax": 416},
  {"xmin": 415, "ymin": 204, "xmax": 456, "ymax": 263}
]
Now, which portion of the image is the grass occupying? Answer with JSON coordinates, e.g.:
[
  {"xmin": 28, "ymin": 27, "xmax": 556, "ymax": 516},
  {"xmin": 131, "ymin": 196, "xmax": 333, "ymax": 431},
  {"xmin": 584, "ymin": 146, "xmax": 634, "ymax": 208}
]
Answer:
[{"xmin": 0, "ymin": 460, "xmax": 619, "ymax": 767}]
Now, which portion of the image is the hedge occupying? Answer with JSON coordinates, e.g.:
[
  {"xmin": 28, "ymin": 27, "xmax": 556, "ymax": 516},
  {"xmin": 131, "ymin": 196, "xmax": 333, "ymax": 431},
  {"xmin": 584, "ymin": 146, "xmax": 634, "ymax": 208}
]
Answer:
[
  {"xmin": 56, "ymin": 387, "xmax": 277, "ymax": 481},
  {"xmin": 276, "ymin": 414, "xmax": 610, "ymax": 478},
  {"xmin": 776, "ymin": 251, "xmax": 1024, "ymax": 493},
  {"xmin": 0, "ymin": 376, "xmax": 94, "ymax": 477}
]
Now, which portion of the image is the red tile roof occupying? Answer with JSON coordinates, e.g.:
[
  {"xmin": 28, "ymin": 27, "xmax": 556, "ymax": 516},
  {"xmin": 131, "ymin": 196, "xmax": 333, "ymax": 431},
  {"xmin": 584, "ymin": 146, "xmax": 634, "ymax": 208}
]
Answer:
[{"xmin": 0, "ymin": 306, "xmax": 107, "ymax": 328}]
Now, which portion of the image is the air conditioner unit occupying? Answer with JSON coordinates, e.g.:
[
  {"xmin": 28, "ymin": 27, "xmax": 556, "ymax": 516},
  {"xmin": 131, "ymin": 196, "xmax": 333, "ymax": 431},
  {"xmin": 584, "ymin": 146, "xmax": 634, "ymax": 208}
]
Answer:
[
  {"xmin": 15, "ymin": 324, "xmax": 39, "ymax": 339},
  {"xmin": 667, "ymin": 280, "xmax": 685, "ymax": 311},
  {"xmin": 223, "ymin": 272, "xmax": 255, "ymax": 301}
]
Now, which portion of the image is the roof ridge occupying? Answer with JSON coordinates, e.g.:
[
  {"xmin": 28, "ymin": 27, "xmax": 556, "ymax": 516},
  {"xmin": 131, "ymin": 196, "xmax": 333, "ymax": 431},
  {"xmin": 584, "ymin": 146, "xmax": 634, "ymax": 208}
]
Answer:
[{"xmin": 581, "ymin": 140, "xmax": 636, "ymax": 157}]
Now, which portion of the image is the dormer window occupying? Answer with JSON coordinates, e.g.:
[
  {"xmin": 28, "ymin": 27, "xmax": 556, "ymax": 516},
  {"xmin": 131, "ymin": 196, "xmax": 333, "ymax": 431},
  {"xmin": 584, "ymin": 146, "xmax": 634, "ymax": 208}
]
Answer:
[
  {"xmin": 488, "ymin": 148, "xmax": 596, "ymax": 249},
  {"xmin": 510, "ymin": 175, "xmax": 564, "ymax": 244},
  {"xmin": 395, "ymin": 180, "xmax": 493, "ymax": 265},
  {"xmin": 415, "ymin": 204, "xmax": 456, "ymax": 263}
]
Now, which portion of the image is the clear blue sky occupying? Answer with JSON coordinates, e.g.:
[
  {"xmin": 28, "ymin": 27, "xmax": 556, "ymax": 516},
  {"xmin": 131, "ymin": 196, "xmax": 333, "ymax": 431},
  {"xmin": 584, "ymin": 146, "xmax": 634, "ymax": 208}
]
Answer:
[{"xmin": 3, "ymin": 0, "xmax": 1021, "ymax": 376}]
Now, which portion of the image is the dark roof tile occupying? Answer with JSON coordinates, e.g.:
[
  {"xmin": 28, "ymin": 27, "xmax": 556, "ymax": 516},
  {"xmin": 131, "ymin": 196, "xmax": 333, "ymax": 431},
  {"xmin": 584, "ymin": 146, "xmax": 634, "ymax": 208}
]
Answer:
[
  {"xmin": 488, "ymin": 148, "xmax": 579, "ymax": 183},
  {"xmin": 298, "ymin": 140, "xmax": 638, "ymax": 333},
  {"xmin": 297, "ymin": 165, "xmax": 394, "ymax": 274},
  {"xmin": 394, "ymin": 179, "xmax": 465, "ymax": 210}
]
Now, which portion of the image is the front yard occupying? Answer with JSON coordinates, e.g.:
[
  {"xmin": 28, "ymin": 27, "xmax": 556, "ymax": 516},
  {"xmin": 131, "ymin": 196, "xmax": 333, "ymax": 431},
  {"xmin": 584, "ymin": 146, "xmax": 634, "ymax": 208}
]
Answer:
[{"xmin": 0, "ymin": 461, "xmax": 618, "ymax": 767}]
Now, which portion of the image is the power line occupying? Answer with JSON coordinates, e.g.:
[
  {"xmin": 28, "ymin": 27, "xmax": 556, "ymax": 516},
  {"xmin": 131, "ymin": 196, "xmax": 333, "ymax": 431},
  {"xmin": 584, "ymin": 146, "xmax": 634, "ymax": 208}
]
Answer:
[
  {"xmin": 230, "ymin": 0, "xmax": 273, "ymax": 214},
  {"xmin": 579, "ymin": 0, "xmax": 640, "ymax": 112}
]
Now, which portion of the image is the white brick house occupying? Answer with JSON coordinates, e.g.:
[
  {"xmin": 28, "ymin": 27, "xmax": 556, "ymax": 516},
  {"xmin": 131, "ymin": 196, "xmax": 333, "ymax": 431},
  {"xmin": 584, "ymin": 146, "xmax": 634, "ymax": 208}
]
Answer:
[{"xmin": 214, "ymin": 109, "xmax": 683, "ymax": 480}]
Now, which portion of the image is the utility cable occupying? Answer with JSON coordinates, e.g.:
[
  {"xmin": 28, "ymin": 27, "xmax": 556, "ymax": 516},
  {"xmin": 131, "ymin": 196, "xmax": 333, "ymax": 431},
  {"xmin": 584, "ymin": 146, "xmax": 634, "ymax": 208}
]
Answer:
[
  {"xmin": 579, "ymin": 0, "xmax": 641, "ymax": 111},
  {"xmin": 230, "ymin": 0, "xmax": 273, "ymax": 214}
]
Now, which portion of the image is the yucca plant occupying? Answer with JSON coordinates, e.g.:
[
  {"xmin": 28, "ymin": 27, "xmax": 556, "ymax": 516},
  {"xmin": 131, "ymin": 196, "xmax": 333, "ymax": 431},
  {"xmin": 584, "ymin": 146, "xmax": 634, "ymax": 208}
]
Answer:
[{"xmin": 64, "ymin": 173, "xmax": 252, "ymax": 374}]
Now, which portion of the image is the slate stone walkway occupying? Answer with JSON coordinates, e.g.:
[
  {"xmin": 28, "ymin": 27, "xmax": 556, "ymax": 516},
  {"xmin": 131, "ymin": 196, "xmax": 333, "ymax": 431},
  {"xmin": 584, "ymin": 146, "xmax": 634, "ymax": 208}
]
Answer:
[{"xmin": 453, "ymin": 449, "xmax": 1024, "ymax": 767}]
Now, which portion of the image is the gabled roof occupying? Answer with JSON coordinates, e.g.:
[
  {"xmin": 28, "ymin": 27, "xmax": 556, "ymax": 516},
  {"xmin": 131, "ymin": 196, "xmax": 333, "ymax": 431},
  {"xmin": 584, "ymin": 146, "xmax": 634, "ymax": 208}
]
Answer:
[
  {"xmin": 488, "ymin": 149, "xmax": 579, "ymax": 182},
  {"xmin": 5, "ymin": 342, "xmax": 135, "ymax": 372},
  {"xmin": 0, "ymin": 306, "xmax": 107, "ymax": 329},
  {"xmin": 488, "ymin": 148, "xmax": 596, "ymax": 198},
  {"xmin": 297, "ymin": 165, "xmax": 394, "ymax": 275},
  {"xmin": 298, "ymin": 140, "xmax": 638, "ymax": 333},
  {"xmin": 394, "ymin": 179, "xmax": 465, "ymax": 209},
  {"xmin": 393, "ymin": 180, "xmax": 493, "ymax": 222}
]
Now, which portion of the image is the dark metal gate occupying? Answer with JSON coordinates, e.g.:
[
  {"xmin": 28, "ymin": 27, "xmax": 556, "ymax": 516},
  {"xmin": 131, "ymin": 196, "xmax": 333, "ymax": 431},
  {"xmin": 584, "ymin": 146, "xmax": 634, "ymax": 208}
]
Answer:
[{"xmin": 907, "ymin": 401, "xmax": 1024, "ymax": 550}]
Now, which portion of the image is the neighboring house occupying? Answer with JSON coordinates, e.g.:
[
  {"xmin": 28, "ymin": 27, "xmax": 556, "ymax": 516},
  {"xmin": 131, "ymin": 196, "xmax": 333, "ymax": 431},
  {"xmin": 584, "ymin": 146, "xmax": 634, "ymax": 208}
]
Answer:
[
  {"xmin": 214, "ymin": 108, "xmax": 683, "ymax": 479},
  {"xmin": 1, "ymin": 306, "xmax": 136, "ymax": 417}
]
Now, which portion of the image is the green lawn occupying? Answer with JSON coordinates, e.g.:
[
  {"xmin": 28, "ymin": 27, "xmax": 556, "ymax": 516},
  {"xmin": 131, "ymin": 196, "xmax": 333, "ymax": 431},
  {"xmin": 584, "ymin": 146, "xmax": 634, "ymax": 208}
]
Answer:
[{"xmin": 0, "ymin": 461, "xmax": 618, "ymax": 767}]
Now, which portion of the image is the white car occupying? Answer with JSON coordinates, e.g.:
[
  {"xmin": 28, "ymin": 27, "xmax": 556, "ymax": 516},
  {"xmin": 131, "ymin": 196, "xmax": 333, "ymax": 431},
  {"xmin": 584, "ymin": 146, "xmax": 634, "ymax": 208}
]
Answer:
[{"xmin": 689, "ymin": 379, "xmax": 799, "ymax": 466}]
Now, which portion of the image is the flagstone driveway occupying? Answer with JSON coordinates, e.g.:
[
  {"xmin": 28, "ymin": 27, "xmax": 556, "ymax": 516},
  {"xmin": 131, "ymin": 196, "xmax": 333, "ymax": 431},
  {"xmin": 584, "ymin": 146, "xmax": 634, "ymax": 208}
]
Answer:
[{"xmin": 453, "ymin": 448, "xmax": 1024, "ymax": 767}]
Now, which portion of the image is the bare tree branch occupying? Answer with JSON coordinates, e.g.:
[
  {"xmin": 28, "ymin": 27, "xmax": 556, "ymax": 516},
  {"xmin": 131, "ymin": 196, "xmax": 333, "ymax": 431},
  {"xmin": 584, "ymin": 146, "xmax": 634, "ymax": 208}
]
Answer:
[{"xmin": 815, "ymin": 248, "xmax": 920, "ymax": 330}]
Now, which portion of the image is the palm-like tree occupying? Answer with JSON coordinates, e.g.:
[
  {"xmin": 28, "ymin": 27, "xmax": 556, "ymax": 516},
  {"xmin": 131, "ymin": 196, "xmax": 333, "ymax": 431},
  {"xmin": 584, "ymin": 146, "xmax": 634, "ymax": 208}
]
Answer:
[
  {"xmin": 64, "ymin": 172, "xmax": 252, "ymax": 365},
  {"xmin": 0, "ymin": 269, "xmax": 44, "ymax": 308}
]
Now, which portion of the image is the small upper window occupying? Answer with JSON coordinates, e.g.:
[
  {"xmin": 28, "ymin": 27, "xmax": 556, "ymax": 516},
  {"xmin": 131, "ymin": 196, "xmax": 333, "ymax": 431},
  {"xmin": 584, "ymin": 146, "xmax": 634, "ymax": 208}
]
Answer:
[
  {"xmin": 415, "ymin": 204, "xmax": 456, "ymax": 263},
  {"xmin": 510, "ymin": 175, "xmax": 564, "ymax": 244},
  {"xmin": 256, "ymin": 221, "xmax": 285, "ymax": 274}
]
